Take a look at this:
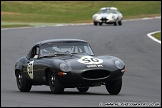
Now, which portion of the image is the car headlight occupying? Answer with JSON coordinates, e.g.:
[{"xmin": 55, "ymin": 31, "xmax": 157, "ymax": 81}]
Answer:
[
  {"xmin": 112, "ymin": 15, "xmax": 115, "ymax": 19},
  {"xmin": 93, "ymin": 16, "xmax": 97, "ymax": 20},
  {"xmin": 60, "ymin": 62, "xmax": 71, "ymax": 72},
  {"xmin": 114, "ymin": 60, "xmax": 124, "ymax": 69}
]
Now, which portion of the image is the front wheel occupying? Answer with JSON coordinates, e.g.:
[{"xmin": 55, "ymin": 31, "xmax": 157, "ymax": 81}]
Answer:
[
  {"xmin": 99, "ymin": 22, "xmax": 102, "ymax": 26},
  {"xmin": 114, "ymin": 22, "xmax": 117, "ymax": 26},
  {"xmin": 93, "ymin": 21, "xmax": 98, "ymax": 26},
  {"xmin": 118, "ymin": 21, "xmax": 122, "ymax": 25},
  {"xmin": 105, "ymin": 78, "xmax": 122, "ymax": 95},
  {"xmin": 48, "ymin": 71, "xmax": 64, "ymax": 94},
  {"xmin": 77, "ymin": 87, "xmax": 89, "ymax": 92},
  {"xmin": 16, "ymin": 70, "xmax": 32, "ymax": 92}
]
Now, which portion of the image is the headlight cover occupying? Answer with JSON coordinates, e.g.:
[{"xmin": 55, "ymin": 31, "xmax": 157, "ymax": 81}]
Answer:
[
  {"xmin": 94, "ymin": 16, "xmax": 97, "ymax": 20},
  {"xmin": 114, "ymin": 60, "xmax": 124, "ymax": 69},
  {"xmin": 112, "ymin": 15, "xmax": 116, "ymax": 19},
  {"xmin": 60, "ymin": 62, "xmax": 71, "ymax": 72}
]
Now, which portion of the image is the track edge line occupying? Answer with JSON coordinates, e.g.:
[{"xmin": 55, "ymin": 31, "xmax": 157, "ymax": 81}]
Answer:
[{"xmin": 147, "ymin": 31, "xmax": 161, "ymax": 44}]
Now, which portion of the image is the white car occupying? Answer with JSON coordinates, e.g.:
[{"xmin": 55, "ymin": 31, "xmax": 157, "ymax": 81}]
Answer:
[{"xmin": 92, "ymin": 7, "xmax": 123, "ymax": 26}]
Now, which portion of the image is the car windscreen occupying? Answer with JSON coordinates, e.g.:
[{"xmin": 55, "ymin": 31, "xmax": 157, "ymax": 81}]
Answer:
[
  {"xmin": 99, "ymin": 9, "xmax": 118, "ymax": 14},
  {"xmin": 39, "ymin": 42, "xmax": 94, "ymax": 57},
  {"xmin": 107, "ymin": 10, "xmax": 118, "ymax": 14},
  {"xmin": 99, "ymin": 9, "xmax": 107, "ymax": 13}
]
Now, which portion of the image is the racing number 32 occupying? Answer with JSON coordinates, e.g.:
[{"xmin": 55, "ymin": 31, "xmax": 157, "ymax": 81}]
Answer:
[{"xmin": 78, "ymin": 56, "xmax": 103, "ymax": 64}]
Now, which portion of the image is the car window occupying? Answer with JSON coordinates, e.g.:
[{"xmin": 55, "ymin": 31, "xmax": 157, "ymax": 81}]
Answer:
[
  {"xmin": 99, "ymin": 9, "xmax": 107, "ymax": 13},
  {"xmin": 39, "ymin": 42, "xmax": 94, "ymax": 57},
  {"xmin": 107, "ymin": 10, "xmax": 117, "ymax": 14},
  {"xmin": 99, "ymin": 9, "xmax": 118, "ymax": 14},
  {"xmin": 29, "ymin": 46, "xmax": 39, "ymax": 59}
]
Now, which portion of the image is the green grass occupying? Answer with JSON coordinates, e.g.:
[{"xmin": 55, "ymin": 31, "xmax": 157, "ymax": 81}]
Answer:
[
  {"xmin": 1, "ymin": 1, "xmax": 161, "ymax": 22},
  {"xmin": 152, "ymin": 32, "xmax": 161, "ymax": 41},
  {"xmin": 1, "ymin": 1, "xmax": 161, "ymax": 28}
]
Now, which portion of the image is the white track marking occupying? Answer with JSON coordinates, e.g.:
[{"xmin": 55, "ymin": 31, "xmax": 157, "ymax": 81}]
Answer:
[
  {"xmin": 1, "ymin": 17, "xmax": 161, "ymax": 44},
  {"xmin": 147, "ymin": 31, "xmax": 161, "ymax": 44}
]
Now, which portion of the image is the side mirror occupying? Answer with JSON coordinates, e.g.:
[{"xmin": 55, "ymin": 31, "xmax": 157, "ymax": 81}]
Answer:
[
  {"xmin": 26, "ymin": 54, "xmax": 30, "ymax": 60},
  {"xmin": 33, "ymin": 55, "xmax": 38, "ymax": 59}
]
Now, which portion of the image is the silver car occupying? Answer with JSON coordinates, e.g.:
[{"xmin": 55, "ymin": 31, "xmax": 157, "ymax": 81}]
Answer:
[{"xmin": 92, "ymin": 7, "xmax": 123, "ymax": 26}]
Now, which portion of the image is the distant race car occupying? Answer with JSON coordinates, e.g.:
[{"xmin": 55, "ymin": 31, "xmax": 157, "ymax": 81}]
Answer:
[
  {"xmin": 15, "ymin": 39, "xmax": 126, "ymax": 94},
  {"xmin": 92, "ymin": 7, "xmax": 123, "ymax": 26}
]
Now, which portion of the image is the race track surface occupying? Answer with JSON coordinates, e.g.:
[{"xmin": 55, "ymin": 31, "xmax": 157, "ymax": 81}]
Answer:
[{"xmin": 1, "ymin": 18, "xmax": 161, "ymax": 107}]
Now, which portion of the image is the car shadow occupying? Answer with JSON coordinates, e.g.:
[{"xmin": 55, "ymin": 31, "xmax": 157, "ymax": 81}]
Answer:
[
  {"xmin": 29, "ymin": 91, "xmax": 112, "ymax": 95},
  {"xmin": 92, "ymin": 24, "xmax": 122, "ymax": 26},
  {"xmin": 11, "ymin": 90, "xmax": 125, "ymax": 96}
]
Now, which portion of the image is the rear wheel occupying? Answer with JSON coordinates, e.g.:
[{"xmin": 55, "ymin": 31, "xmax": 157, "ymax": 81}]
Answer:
[
  {"xmin": 105, "ymin": 78, "xmax": 122, "ymax": 95},
  {"xmin": 77, "ymin": 87, "xmax": 89, "ymax": 93},
  {"xmin": 48, "ymin": 71, "xmax": 64, "ymax": 94},
  {"xmin": 16, "ymin": 70, "xmax": 32, "ymax": 92}
]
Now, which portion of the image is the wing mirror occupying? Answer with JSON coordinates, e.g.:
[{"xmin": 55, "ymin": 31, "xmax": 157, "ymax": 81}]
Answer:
[{"xmin": 33, "ymin": 55, "xmax": 38, "ymax": 59}]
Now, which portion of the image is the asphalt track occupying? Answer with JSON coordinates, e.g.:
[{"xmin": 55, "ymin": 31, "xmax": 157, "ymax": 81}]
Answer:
[{"xmin": 1, "ymin": 18, "xmax": 161, "ymax": 107}]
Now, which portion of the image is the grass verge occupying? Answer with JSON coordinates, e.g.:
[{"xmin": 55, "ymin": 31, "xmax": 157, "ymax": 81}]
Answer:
[
  {"xmin": 1, "ymin": 1, "xmax": 161, "ymax": 28},
  {"xmin": 152, "ymin": 32, "xmax": 161, "ymax": 41}
]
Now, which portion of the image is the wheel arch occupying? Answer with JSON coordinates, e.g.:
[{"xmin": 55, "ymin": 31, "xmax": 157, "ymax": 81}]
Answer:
[
  {"xmin": 15, "ymin": 69, "xmax": 20, "ymax": 77},
  {"xmin": 15, "ymin": 62, "xmax": 23, "ymax": 76},
  {"xmin": 45, "ymin": 68, "xmax": 53, "ymax": 83}
]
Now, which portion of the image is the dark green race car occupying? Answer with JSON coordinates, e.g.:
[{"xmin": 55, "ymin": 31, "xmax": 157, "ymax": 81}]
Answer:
[{"xmin": 15, "ymin": 39, "xmax": 126, "ymax": 94}]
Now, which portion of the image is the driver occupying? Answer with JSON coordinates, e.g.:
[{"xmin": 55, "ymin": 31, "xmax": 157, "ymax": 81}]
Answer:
[{"xmin": 40, "ymin": 47, "xmax": 59, "ymax": 56}]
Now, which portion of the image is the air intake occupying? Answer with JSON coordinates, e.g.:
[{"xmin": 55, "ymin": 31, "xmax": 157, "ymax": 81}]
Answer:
[{"xmin": 82, "ymin": 70, "xmax": 110, "ymax": 79}]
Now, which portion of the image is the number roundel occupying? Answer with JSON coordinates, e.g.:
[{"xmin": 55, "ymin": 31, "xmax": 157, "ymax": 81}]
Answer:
[
  {"xmin": 27, "ymin": 60, "xmax": 34, "ymax": 79},
  {"xmin": 78, "ymin": 56, "xmax": 103, "ymax": 64}
]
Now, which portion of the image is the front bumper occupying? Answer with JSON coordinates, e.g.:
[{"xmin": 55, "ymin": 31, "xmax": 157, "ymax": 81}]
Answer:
[
  {"xmin": 57, "ymin": 69, "xmax": 124, "ymax": 87},
  {"xmin": 94, "ymin": 17, "xmax": 117, "ymax": 23}
]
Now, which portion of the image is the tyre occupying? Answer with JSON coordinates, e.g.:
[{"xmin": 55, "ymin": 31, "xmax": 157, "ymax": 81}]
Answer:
[
  {"xmin": 118, "ymin": 21, "xmax": 122, "ymax": 26},
  {"xmin": 48, "ymin": 71, "xmax": 64, "ymax": 94},
  {"xmin": 105, "ymin": 78, "xmax": 122, "ymax": 95},
  {"xmin": 16, "ymin": 70, "xmax": 32, "ymax": 92},
  {"xmin": 99, "ymin": 22, "xmax": 102, "ymax": 26},
  {"xmin": 93, "ymin": 21, "xmax": 98, "ymax": 26},
  {"xmin": 114, "ymin": 22, "xmax": 117, "ymax": 26},
  {"xmin": 77, "ymin": 87, "xmax": 89, "ymax": 93}
]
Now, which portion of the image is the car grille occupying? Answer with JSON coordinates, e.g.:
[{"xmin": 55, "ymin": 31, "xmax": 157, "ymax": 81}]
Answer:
[
  {"xmin": 100, "ymin": 17, "xmax": 108, "ymax": 22},
  {"xmin": 82, "ymin": 70, "xmax": 110, "ymax": 79}
]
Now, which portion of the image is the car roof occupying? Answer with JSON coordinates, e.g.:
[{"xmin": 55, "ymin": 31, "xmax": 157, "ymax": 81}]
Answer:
[
  {"xmin": 35, "ymin": 39, "xmax": 88, "ymax": 46},
  {"xmin": 100, "ymin": 7, "xmax": 118, "ymax": 11}
]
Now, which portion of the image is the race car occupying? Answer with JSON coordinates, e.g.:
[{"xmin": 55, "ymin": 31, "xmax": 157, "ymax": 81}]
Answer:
[
  {"xmin": 15, "ymin": 39, "xmax": 126, "ymax": 94},
  {"xmin": 92, "ymin": 7, "xmax": 123, "ymax": 26}
]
